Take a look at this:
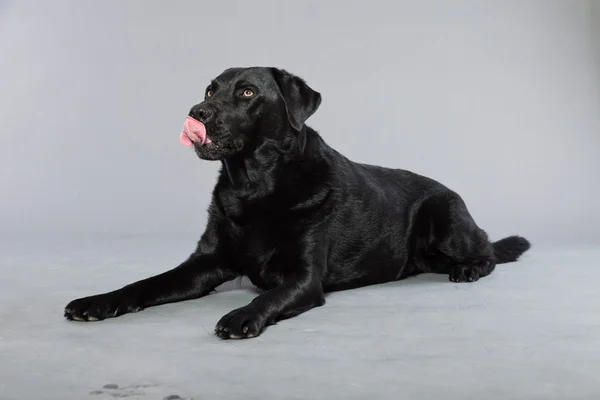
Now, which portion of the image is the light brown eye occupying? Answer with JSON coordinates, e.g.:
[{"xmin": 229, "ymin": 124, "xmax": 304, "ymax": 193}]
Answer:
[
  {"xmin": 243, "ymin": 89, "xmax": 255, "ymax": 97},
  {"xmin": 206, "ymin": 90, "xmax": 212, "ymax": 97}
]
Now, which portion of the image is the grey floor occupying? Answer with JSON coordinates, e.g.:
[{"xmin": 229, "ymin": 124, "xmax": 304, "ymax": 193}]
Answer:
[{"xmin": 1, "ymin": 236, "xmax": 599, "ymax": 400}]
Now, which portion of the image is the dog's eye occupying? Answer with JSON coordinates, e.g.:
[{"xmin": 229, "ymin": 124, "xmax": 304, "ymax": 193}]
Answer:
[
  {"xmin": 206, "ymin": 90, "xmax": 213, "ymax": 98},
  {"xmin": 242, "ymin": 89, "xmax": 255, "ymax": 97}
]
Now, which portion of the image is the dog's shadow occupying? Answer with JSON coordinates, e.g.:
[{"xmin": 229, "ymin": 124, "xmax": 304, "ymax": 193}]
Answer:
[
  {"xmin": 214, "ymin": 276, "xmax": 262, "ymax": 294},
  {"xmin": 214, "ymin": 273, "xmax": 451, "ymax": 298},
  {"xmin": 391, "ymin": 273, "xmax": 450, "ymax": 285},
  {"xmin": 335, "ymin": 273, "xmax": 452, "ymax": 296}
]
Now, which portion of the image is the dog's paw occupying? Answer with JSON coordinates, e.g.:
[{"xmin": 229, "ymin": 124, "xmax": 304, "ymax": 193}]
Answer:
[
  {"xmin": 449, "ymin": 265, "xmax": 480, "ymax": 283},
  {"xmin": 64, "ymin": 290, "xmax": 142, "ymax": 322},
  {"xmin": 215, "ymin": 306, "xmax": 267, "ymax": 339}
]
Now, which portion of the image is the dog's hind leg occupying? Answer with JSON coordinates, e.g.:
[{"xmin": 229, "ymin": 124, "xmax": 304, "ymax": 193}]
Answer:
[{"xmin": 413, "ymin": 191, "xmax": 527, "ymax": 283}]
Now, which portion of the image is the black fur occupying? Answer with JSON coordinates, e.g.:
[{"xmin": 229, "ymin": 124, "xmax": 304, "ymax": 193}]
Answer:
[{"xmin": 64, "ymin": 67, "xmax": 531, "ymax": 339}]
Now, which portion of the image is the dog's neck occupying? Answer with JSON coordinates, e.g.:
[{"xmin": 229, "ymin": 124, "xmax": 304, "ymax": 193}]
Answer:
[{"xmin": 220, "ymin": 128, "xmax": 308, "ymax": 200}]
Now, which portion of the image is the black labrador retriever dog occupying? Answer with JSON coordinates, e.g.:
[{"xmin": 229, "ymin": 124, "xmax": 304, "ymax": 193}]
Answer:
[{"xmin": 64, "ymin": 67, "xmax": 530, "ymax": 339}]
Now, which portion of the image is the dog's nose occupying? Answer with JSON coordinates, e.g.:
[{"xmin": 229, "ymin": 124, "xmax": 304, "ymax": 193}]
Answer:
[
  {"xmin": 198, "ymin": 108, "xmax": 212, "ymax": 122},
  {"xmin": 191, "ymin": 106, "xmax": 213, "ymax": 123}
]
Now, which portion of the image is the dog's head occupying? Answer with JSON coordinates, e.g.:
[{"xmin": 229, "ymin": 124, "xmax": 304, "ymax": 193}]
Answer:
[{"xmin": 180, "ymin": 67, "xmax": 322, "ymax": 160}]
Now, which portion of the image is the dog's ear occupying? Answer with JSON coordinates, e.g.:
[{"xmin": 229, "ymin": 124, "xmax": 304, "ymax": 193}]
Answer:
[{"xmin": 270, "ymin": 68, "xmax": 322, "ymax": 131}]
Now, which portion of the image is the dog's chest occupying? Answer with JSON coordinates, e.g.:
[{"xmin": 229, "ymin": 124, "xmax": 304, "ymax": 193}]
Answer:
[
  {"xmin": 219, "ymin": 193, "xmax": 300, "ymax": 288},
  {"xmin": 229, "ymin": 221, "xmax": 288, "ymax": 290}
]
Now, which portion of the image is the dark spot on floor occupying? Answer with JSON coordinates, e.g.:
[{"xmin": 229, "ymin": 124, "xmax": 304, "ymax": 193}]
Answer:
[
  {"xmin": 103, "ymin": 383, "xmax": 119, "ymax": 389},
  {"xmin": 89, "ymin": 390, "xmax": 104, "ymax": 395},
  {"xmin": 129, "ymin": 383, "xmax": 159, "ymax": 389},
  {"xmin": 164, "ymin": 395, "xmax": 183, "ymax": 400}
]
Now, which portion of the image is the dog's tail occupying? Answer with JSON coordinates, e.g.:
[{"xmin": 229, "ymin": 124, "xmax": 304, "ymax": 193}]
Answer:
[{"xmin": 492, "ymin": 235, "xmax": 531, "ymax": 264}]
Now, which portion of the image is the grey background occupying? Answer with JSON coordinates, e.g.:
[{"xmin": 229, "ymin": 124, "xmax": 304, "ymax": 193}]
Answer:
[
  {"xmin": 1, "ymin": 0, "xmax": 599, "ymax": 244},
  {"xmin": 2, "ymin": 2, "xmax": 600, "ymax": 400}
]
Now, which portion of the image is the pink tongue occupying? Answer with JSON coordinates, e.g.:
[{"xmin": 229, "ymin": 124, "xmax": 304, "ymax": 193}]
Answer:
[{"xmin": 180, "ymin": 116, "xmax": 212, "ymax": 146}]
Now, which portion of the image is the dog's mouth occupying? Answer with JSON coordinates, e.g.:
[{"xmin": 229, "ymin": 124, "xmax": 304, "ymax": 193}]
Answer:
[{"xmin": 180, "ymin": 116, "xmax": 212, "ymax": 146}]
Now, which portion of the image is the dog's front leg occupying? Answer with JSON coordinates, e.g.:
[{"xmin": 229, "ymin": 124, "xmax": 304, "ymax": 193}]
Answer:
[
  {"xmin": 64, "ymin": 211, "xmax": 238, "ymax": 322},
  {"xmin": 64, "ymin": 253, "xmax": 237, "ymax": 322},
  {"xmin": 215, "ymin": 270, "xmax": 325, "ymax": 339}
]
